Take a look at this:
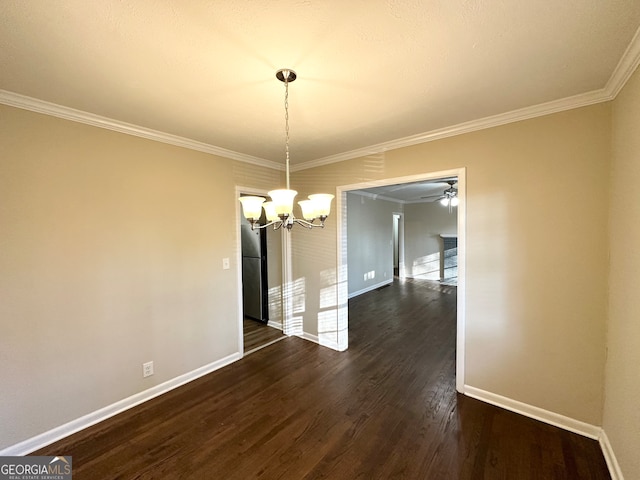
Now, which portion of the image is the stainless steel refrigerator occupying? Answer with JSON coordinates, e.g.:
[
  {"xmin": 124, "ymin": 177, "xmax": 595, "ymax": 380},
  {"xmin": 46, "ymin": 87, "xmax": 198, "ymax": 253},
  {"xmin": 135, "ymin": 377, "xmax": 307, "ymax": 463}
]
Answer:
[{"xmin": 241, "ymin": 215, "xmax": 269, "ymax": 322}]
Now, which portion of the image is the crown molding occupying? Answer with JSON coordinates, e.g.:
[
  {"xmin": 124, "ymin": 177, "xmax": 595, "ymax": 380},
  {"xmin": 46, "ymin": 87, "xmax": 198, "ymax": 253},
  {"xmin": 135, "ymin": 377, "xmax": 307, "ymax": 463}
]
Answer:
[
  {"xmin": 605, "ymin": 24, "xmax": 640, "ymax": 98},
  {"xmin": 347, "ymin": 187, "xmax": 449, "ymax": 205},
  {"xmin": 293, "ymin": 27, "xmax": 640, "ymax": 173},
  {"xmin": 0, "ymin": 83, "xmax": 621, "ymax": 176},
  {"xmin": 0, "ymin": 90, "xmax": 284, "ymax": 171},
  {"xmin": 4, "ymin": 24, "xmax": 640, "ymax": 175},
  {"xmin": 347, "ymin": 189, "xmax": 408, "ymax": 204},
  {"xmin": 292, "ymin": 88, "xmax": 609, "ymax": 172}
]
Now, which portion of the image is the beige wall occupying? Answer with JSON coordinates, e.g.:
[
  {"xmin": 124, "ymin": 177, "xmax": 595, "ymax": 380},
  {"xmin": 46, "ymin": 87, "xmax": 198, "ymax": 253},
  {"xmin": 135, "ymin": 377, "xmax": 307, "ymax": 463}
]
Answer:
[
  {"xmin": 266, "ymin": 227, "xmax": 283, "ymax": 324},
  {"xmin": 346, "ymin": 193, "xmax": 401, "ymax": 295},
  {"xmin": 0, "ymin": 104, "xmax": 282, "ymax": 450},
  {"xmin": 404, "ymin": 200, "xmax": 458, "ymax": 280},
  {"xmin": 292, "ymin": 104, "xmax": 611, "ymax": 424},
  {"xmin": 604, "ymin": 65, "xmax": 640, "ymax": 478}
]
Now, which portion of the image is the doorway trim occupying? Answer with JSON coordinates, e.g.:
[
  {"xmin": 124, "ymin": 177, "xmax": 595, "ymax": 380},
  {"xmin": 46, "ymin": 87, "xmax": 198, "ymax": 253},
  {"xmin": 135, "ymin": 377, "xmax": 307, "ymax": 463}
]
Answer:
[{"xmin": 336, "ymin": 167, "xmax": 466, "ymax": 393}]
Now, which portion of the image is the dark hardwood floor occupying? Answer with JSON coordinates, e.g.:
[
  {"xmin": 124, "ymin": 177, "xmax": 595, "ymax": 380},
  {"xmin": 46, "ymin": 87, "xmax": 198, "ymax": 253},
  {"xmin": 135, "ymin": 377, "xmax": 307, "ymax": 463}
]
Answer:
[
  {"xmin": 35, "ymin": 279, "xmax": 610, "ymax": 479},
  {"xmin": 243, "ymin": 317, "xmax": 285, "ymax": 353}
]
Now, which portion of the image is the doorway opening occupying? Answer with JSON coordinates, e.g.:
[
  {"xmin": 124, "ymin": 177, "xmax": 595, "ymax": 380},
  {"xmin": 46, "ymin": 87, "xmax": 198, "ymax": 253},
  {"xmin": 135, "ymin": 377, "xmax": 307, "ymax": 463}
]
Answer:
[
  {"xmin": 337, "ymin": 168, "xmax": 466, "ymax": 392},
  {"xmin": 392, "ymin": 213, "xmax": 403, "ymax": 278},
  {"xmin": 240, "ymin": 210, "xmax": 269, "ymax": 323},
  {"xmin": 238, "ymin": 189, "xmax": 285, "ymax": 355}
]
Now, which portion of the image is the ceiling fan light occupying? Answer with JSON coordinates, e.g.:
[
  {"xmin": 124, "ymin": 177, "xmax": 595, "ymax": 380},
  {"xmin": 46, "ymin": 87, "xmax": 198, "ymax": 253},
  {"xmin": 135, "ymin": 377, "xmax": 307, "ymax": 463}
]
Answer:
[
  {"xmin": 269, "ymin": 189, "xmax": 298, "ymax": 216},
  {"xmin": 450, "ymin": 196, "xmax": 459, "ymax": 207},
  {"xmin": 239, "ymin": 195, "xmax": 266, "ymax": 220},
  {"xmin": 440, "ymin": 197, "xmax": 450, "ymax": 207}
]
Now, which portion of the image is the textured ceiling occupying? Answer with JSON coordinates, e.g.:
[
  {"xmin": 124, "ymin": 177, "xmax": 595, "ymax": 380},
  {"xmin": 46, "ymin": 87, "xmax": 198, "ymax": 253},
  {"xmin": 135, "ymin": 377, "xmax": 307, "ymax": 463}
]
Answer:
[{"xmin": 1, "ymin": 1, "xmax": 640, "ymax": 166}]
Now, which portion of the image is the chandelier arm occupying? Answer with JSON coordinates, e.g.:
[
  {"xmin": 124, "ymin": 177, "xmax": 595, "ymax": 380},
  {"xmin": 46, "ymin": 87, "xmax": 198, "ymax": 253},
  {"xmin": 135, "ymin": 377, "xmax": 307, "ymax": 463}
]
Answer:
[
  {"xmin": 250, "ymin": 220, "xmax": 283, "ymax": 230},
  {"xmin": 293, "ymin": 218, "xmax": 326, "ymax": 229}
]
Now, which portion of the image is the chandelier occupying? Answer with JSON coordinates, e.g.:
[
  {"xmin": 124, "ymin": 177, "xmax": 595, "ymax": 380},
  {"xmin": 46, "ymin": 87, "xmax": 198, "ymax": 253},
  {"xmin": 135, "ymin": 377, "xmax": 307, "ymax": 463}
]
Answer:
[{"xmin": 239, "ymin": 69, "xmax": 334, "ymax": 230}]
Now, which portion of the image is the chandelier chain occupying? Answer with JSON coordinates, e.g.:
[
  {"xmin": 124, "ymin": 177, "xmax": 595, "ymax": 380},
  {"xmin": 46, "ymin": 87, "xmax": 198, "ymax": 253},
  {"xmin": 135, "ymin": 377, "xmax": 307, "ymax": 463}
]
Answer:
[{"xmin": 284, "ymin": 76, "xmax": 290, "ymax": 190}]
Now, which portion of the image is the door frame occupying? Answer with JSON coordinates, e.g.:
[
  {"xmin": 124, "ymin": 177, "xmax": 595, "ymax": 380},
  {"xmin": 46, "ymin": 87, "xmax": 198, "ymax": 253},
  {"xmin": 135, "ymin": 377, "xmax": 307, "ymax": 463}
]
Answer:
[{"xmin": 335, "ymin": 167, "xmax": 466, "ymax": 393}]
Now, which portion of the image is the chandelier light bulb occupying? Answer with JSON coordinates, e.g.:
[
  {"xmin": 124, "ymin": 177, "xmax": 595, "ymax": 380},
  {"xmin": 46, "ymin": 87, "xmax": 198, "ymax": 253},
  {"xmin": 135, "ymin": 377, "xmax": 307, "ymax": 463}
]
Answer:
[
  {"xmin": 268, "ymin": 189, "xmax": 298, "ymax": 217},
  {"xmin": 298, "ymin": 199, "xmax": 317, "ymax": 221},
  {"xmin": 239, "ymin": 196, "xmax": 266, "ymax": 221},
  {"xmin": 308, "ymin": 194, "xmax": 335, "ymax": 217},
  {"xmin": 262, "ymin": 201, "xmax": 279, "ymax": 222}
]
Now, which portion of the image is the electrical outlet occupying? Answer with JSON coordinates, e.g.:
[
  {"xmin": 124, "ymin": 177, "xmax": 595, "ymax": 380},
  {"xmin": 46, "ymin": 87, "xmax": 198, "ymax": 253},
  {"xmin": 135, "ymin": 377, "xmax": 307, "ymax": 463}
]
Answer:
[{"xmin": 143, "ymin": 361, "xmax": 154, "ymax": 378}]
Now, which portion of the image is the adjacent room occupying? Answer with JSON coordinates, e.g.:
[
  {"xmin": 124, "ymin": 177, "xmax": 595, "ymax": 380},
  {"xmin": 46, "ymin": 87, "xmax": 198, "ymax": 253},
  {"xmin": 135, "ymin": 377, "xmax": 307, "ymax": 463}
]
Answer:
[{"xmin": 1, "ymin": 2, "xmax": 639, "ymax": 479}]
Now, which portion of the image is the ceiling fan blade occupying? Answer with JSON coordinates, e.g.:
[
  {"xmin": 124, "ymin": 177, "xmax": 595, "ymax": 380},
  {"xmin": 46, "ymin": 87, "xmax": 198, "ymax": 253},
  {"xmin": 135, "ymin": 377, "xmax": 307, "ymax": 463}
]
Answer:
[{"xmin": 420, "ymin": 196, "xmax": 446, "ymax": 203}]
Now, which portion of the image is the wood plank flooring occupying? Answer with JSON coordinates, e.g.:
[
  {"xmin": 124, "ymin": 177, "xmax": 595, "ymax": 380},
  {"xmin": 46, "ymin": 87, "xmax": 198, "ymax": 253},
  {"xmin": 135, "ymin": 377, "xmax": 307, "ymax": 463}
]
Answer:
[
  {"xmin": 34, "ymin": 279, "xmax": 610, "ymax": 479},
  {"xmin": 243, "ymin": 318, "xmax": 284, "ymax": 353}
]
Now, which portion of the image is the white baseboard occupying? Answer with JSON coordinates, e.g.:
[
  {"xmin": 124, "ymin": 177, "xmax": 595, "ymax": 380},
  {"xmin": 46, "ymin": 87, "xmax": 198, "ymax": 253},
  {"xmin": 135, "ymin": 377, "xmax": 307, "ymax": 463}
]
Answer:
[
  {"xmin": 464, "ymin": 385, "xmax": 601, "ymax": 439},
  {"xmin": 267, "ymin": 320, "xmax": 282, "ymax": 330},
  {"xmin": 464, "ymin": 385, "xmax": 624, "ymax": 477},
  {"xmin": 296, "ymin": 332, "xmax": 340, "ymax": 351},
  {"xmin": 0, "ymin": 352, "xmax": 242, "ymax": 456},
  {"xmin": 243, "ymin": 336, "xmax": 287, "ymax": 356},
  {"xmin": 599, "ymin": 430, "xmax": 624, "ymax": 480},
  {"xmin": 348, "ymin": 279, "xmax": 393, "ymax": 299},
  {"xmin": 319, "ymin": 336, "xmax": 339, "ymax": 351},
  {"xmin": 297, "ymin": 332, "xmax": 319, "ymax": 345}
]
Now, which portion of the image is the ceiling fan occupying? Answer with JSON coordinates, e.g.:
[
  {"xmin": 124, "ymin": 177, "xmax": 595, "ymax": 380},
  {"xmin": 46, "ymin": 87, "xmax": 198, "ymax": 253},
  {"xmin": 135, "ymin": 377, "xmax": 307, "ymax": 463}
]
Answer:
[{"xmin": 421, "ymin": 180, "xmax": 458, "ymax": 206}]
